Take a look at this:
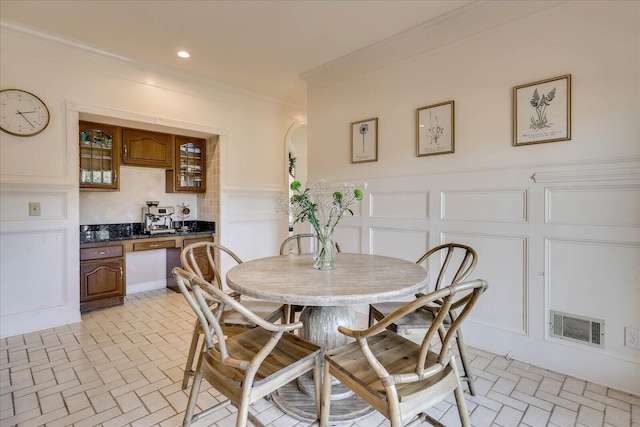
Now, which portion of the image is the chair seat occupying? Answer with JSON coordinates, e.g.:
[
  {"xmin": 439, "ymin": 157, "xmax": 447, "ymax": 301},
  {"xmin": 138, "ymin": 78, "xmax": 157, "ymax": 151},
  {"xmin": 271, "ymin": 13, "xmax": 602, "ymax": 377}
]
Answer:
[
  {"xmin": 173, "ymin": 266, "xmax": 322, "ymax": 426},
  {"xmin": 221, "ymin": 301, "xmax": 285, "ymax": 327},
  {"xmin": 369, "ymin": 302, "xmax": 452, "ymax": 331},
  {"xmin": 203, "ymin": 326, "xmax": 321, "ymax": 389},
  {"xmin": 325, "ymin": 279, "xmax": 487, "ymax": 427},
  {"xmin": 325, "ymin": 330, "xmax": 459, "ymax": 408}
]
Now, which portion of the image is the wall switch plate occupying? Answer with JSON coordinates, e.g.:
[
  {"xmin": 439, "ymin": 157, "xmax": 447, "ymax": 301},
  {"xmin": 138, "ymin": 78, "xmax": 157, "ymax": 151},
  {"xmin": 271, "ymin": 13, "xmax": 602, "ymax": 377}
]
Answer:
[
  {"xmin": 625, "ymin": 327, "xmax": 640, "ymax": 349},
  {"xmin": 29, "ymin": 202, "xmax": 41, "ymax": 216}
]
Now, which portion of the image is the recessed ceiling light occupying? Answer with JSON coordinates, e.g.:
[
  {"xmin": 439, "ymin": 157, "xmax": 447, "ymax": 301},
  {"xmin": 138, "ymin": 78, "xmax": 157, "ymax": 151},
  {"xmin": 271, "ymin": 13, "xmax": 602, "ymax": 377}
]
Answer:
[{"xmin": 177, "ymin": 51, "xmax": 190, "ymax": 58}]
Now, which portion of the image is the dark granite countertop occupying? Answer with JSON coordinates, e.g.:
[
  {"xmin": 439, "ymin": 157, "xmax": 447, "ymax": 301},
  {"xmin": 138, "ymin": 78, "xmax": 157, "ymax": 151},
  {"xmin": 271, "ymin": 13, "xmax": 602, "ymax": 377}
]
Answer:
[{"xmin": 80, "ymin": 221, "xmax": 215, "ymax": 244}]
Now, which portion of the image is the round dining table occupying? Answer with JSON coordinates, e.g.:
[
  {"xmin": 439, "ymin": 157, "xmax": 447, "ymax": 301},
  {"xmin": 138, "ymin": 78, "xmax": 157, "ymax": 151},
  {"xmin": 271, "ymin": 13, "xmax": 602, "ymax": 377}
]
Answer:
[{"xmin": 226, "ymin": 252, "xmax": 429, "ymax": 422}]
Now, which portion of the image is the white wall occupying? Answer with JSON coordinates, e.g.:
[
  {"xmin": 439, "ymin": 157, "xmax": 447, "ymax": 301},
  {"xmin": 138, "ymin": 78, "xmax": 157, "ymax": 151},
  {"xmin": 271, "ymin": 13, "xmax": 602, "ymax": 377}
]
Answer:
[
  {"xmin": 306, "ymin": 1, "xmax": 640, "ymax": 394},
  {"xmin": 0, "ymin": 23, "xmax": 301, "ymax": 337}
]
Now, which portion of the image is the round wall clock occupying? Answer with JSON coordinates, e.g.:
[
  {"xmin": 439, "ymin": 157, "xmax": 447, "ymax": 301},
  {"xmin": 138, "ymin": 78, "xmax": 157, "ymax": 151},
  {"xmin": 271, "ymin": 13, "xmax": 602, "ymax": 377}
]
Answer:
[{"xmin": 0, "ymin": 89, "xmax": 50, "ymax": 136}]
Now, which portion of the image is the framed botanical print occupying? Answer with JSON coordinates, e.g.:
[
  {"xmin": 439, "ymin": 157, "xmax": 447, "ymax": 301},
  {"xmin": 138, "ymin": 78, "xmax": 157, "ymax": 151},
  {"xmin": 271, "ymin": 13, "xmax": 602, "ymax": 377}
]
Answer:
[
  {"xmin": 416, "ymin": 101, "xmax": 454, "ymax": 157},
  {"xmin": 351, "ymin": 117, "xmax": 378, "ymax": 163},
  {"xmin": 513, "ymin": 74, "xmax": 571, "ymax": 146}
]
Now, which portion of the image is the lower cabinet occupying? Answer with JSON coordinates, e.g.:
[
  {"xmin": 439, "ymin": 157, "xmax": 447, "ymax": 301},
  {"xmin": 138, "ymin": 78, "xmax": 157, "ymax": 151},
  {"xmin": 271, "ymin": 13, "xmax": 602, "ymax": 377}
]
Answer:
[
  {"xmin": 80, "ymin": 244, "xmax": 125, "ymax": 312},
  {"xmin": 184, "ymin": 236, "xmax": 215, "ymax": 281},
  {"xmin": 80, "ymin": 234, "xmax": 214, "ymax": 312},
  {"xmin": 166, "ymin": 235, "xmax": 214, "ymax": 291}
]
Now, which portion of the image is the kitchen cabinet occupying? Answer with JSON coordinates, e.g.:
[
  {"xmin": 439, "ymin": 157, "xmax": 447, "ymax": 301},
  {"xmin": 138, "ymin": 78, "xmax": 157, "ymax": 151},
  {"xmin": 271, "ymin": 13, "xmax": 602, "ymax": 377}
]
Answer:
[
  {"xmin": 183, "ymin": 236, "xmax": 215, "ymax": 280},
  {"xmin": 132, "ymin": 239, "xmax": 177, "ymax": 252},
  {"xmin": 80, "ymin": 244, "xmax": 125, "ymax": 312},
  {"xmin": 166, "ymin": 136, "xmax": 206, "ymax": 193},
  {"xmin": 122, "ymin": 128, "xmax": 173, "ymax": 168},
  {"xmin": 79, "ymin": 121, "xmax": 120, "ymax": 191},
  {"xmin": 166, "ymin": 235, "xmax": 214, "ymax": 291}
]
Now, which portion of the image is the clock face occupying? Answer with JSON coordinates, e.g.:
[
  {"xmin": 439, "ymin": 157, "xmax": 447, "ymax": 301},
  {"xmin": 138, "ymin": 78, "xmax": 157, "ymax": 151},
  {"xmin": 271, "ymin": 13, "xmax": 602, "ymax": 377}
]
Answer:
[{"xmin": 0, "ymin": 89, "xmax": 50, "ymax": 136}]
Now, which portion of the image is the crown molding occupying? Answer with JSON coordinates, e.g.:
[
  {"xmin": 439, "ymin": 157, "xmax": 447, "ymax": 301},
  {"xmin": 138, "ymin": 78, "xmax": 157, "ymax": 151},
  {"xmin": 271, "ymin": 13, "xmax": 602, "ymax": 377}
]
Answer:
[{"xmin": 300, "ymin": 1, "xmax": 566, "ymax": 91}]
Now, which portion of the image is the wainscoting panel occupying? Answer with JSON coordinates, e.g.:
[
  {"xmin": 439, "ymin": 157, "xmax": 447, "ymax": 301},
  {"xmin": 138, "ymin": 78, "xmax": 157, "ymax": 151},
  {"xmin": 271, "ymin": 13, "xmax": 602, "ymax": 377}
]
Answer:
[
  {"xmin": 443, "ymin": 232, "xmax": 528, "ymax": 335},
  {"xmin": 226, "ymin": 190, "xmax": 283, "ymax": 222},
  {"xmin": 0, "ymin": 229, "xmax": 67, "ymax": 315},
  {"xmin": 369, "ymin": 227, "xmax": 429, "ymax": 262},
  {"xmin": 441, "ymin": 188, "xmax": 528, "ymax": 223},
  {"xmin": 0, "ymin": 190, "xmax": 67, "ymax": 221},
  {"xmin": 356, "ymin": 160, "xmax": 640, "ymax": 394},
  {"xmin": 370, "ymin": 191, "xmax": 429, "ymax": 219},
  {"xmin": 546, "ymin": 185, "xmax": 640, "ymax": 227},
  {"xmin": 333, "ymin": 225, "xmax": 362, "ymax": 254},
  {"xmin": 227, "ymin": 218, "xmax": 282, "ymax": 261},
  {"xmin": 545, "ymin": 238, "xmax": 640, "ymax": 361}
]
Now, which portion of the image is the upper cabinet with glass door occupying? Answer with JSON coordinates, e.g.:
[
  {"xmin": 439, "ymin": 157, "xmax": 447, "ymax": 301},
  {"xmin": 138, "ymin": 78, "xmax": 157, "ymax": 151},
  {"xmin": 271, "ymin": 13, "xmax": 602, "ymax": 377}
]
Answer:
[
  {"xmin": 166, "ymin": 136, "xmax": 206, "ymax": 193},
  {"xmin": 79, "ymin": 121, "xmax": 120, "ymax": 191}
]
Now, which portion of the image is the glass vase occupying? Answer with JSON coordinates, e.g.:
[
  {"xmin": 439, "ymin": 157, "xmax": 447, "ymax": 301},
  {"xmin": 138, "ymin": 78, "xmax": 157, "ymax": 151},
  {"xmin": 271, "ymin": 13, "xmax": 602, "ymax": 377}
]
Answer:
[{"xmin": 313, "ymin": 228, "xmax": 335, "ymax": 270}]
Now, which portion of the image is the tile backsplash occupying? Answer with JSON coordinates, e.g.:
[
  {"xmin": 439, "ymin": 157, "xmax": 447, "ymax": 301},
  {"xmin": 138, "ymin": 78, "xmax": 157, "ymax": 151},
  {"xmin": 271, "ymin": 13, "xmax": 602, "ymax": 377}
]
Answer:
[{"xmin": 79, "ymin": 166, "xmax": 198, "ymax": 225}]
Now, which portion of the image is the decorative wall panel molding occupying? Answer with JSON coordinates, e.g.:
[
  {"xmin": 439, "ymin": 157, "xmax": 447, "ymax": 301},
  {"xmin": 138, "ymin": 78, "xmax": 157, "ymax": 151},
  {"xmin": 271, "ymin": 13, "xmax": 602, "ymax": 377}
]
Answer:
[
  {"xmin": 545, "ymin": 238, "xmax": 640, "ymax": 362},
  {"xmin": 441, "ymin": 189, "xmax": 528, "ymax": 223},
  {"xmin": 546, "ymin": 185, "xmax": 640, "ymax": 227},
  {"xmin": 443, "ymin": 232, "xmax": 528, "ymax": 335},
  {"xmin": 370, "ymin": 191, "xmax": 429, "ymax": 219},
  {"xmin": 226, "ymin": 190, "xmax": 283, "ymax": 222},
  {"xmin": 0, "ymin": 191, "xmax": 67, "ymax": 221},
  {"xmin": 227, "ymin": 218, "xmax": 282, "ymax": 260},
  {"xmin": 369, "ymin": 227, "xmax": 429, "ymax": 262},
  {"xmin": 333, "ymin": 225, "xmax": 362, "ymax": 254},
  {"xmin": 532, "ymin": 167, "xmax": 640, "ymax": 184},
  {"xmin": 0, "ymin": 229, "xmax": 67, "ymax": 316}
]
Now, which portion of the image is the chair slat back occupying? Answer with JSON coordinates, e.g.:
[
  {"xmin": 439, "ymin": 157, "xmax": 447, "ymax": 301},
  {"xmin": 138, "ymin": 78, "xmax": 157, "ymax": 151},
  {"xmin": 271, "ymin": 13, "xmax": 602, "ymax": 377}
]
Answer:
[
  {"xmin": 172, "ymin": 267, "xmax": 228, "ymax": 353},
  {"xmin": 181, "ymin": 242, "xmax": 242, "ymax": 289},
  {"xmin": 416, "ymin": 243, "xmax": 477, "ymax": 292},
  {"xmin": 416, "ymin": 280, "xmax": 487, "ymax": 373},
  {"xmin": 172, "ymin": 268, "xmax": 300, "ymax": 372},
  {"xmin": 280, "ymin": 233, "xmax": 342, "ymax": 255},
  {"xmin": 280, "ymin": 233, "xmax": 314, "ymax": 254},
  {"xmin": 347, "ymin": 279, "xmax": 487, "ymax": 386}
]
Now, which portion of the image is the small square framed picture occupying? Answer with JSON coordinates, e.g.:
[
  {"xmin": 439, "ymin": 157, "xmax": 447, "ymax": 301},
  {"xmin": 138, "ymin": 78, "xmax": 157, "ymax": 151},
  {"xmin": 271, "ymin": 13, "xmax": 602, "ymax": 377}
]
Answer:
[
  {"xmin": 351, "ymin": 117, "xmax": 378, "ymax": 163},
  {"xmin": 416, "ymin": 101, "xmax": 454, "ymax": 157},
  {"xmin": 513, "ymin": 74, "xmax": 571, "ymax": 146}
]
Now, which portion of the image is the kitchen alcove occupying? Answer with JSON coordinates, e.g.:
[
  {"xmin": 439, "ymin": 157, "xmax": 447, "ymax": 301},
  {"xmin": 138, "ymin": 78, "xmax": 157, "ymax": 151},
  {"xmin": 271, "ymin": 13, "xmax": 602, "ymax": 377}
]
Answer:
[{"xmin": 74, "ymin": 106, "xmax": 223, "ymax": 298}]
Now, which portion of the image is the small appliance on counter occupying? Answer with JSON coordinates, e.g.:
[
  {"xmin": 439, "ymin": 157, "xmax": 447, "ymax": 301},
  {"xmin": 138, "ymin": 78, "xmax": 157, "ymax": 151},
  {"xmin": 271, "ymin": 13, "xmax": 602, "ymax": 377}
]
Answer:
[
  {"xmin": 176, "ymin": 203, "xmax": 191, "ymax": 232},
  {"xmin": 142, "ymin": 201, "xmax": 176, "ymax": 234}
]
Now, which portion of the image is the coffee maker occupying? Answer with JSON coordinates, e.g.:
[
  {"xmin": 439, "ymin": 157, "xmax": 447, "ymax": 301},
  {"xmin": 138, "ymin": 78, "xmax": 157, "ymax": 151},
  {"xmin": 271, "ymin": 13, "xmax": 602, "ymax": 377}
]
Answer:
[{"xmin": 142, "ymin": 201, "xmax": 176, "ymax": 234}]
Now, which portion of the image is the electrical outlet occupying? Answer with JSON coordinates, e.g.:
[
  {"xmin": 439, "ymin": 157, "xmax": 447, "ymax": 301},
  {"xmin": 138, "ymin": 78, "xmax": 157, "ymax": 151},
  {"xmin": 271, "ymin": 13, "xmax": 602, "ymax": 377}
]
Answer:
[
  {"xmin": 625, "ymin": 327, "xmax": 640, "ymax": 349},
  {"xmin": 29, "ymin": 202, "xmax": 41, "ymax": 216}
]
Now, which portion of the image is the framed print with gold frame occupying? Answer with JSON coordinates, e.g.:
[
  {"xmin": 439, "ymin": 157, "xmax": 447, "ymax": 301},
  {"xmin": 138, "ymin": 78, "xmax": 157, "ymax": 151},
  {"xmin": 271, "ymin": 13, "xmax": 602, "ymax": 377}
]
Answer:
[
  {"xmin": 351, "ymin": 117, "xmax": 378, "ymax": 163},
  {"xmin": 513, "ymin": 74, "xmax": 571, "ymax": 146},
  {"xmin": 416, "ymin": 101, "xmax": 454, "ymax": 157}
]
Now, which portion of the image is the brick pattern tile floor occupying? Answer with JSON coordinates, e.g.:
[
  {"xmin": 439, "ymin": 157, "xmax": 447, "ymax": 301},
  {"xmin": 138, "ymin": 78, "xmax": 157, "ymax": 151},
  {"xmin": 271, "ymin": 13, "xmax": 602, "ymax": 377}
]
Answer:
[{"xmin": 1, "ymin": 289, "xmax": 638, "ymax": 427}]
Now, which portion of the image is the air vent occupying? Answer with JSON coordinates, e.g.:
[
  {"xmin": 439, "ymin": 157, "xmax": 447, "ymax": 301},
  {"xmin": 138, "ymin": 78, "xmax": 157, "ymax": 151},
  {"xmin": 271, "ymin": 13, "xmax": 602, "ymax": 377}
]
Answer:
[{"xmin": 550, "ymin": 311, "xmax": 604, "ymax": 348}]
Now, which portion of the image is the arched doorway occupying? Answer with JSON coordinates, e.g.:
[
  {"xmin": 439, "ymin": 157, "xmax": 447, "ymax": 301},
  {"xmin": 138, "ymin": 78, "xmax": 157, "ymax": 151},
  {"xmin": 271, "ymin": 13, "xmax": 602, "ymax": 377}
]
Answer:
[{"xmin": 284, "ymin": 120, "xmax": 307, "ymax": 235}]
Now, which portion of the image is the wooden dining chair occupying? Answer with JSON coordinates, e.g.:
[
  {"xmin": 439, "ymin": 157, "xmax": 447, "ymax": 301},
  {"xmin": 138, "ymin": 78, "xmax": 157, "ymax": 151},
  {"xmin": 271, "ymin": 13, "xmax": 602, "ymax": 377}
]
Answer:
[
  {"xmin": 180, "ymin": 242, "xmax": 287, "ymax": 390},
  {"xmin": 279, "ymin": 233, "xmax": 341, "ymax": 323},
  {"xmin": 368, "ymin": 243, "xmax": 478, "ymax": 394},
  {"xmin": 321, "ymin": 279, "xmax": 488, "ymax": 427},
  {"xmin": 173, "ymin": 267, "xmax": 322, "ymax": 427}
]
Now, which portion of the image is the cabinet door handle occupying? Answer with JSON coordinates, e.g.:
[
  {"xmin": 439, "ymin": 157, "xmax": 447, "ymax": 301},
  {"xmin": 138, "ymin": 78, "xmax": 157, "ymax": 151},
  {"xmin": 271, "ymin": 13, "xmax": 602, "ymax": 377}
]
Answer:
[
  {"xmin": 120, "ymin": 267, "xmax": 123, "ymax": 278},
  {"xmin": 123, "ymin": 143, "xmax": 127, "ymax": 157}
]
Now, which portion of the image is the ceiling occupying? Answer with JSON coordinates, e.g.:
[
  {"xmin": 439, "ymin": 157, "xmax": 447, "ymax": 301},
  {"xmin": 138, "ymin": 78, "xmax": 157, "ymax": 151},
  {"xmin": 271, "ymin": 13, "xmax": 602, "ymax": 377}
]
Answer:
[{"xmin": 0, "ymin": 0, "xmax": 473, "ymax": 106}]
